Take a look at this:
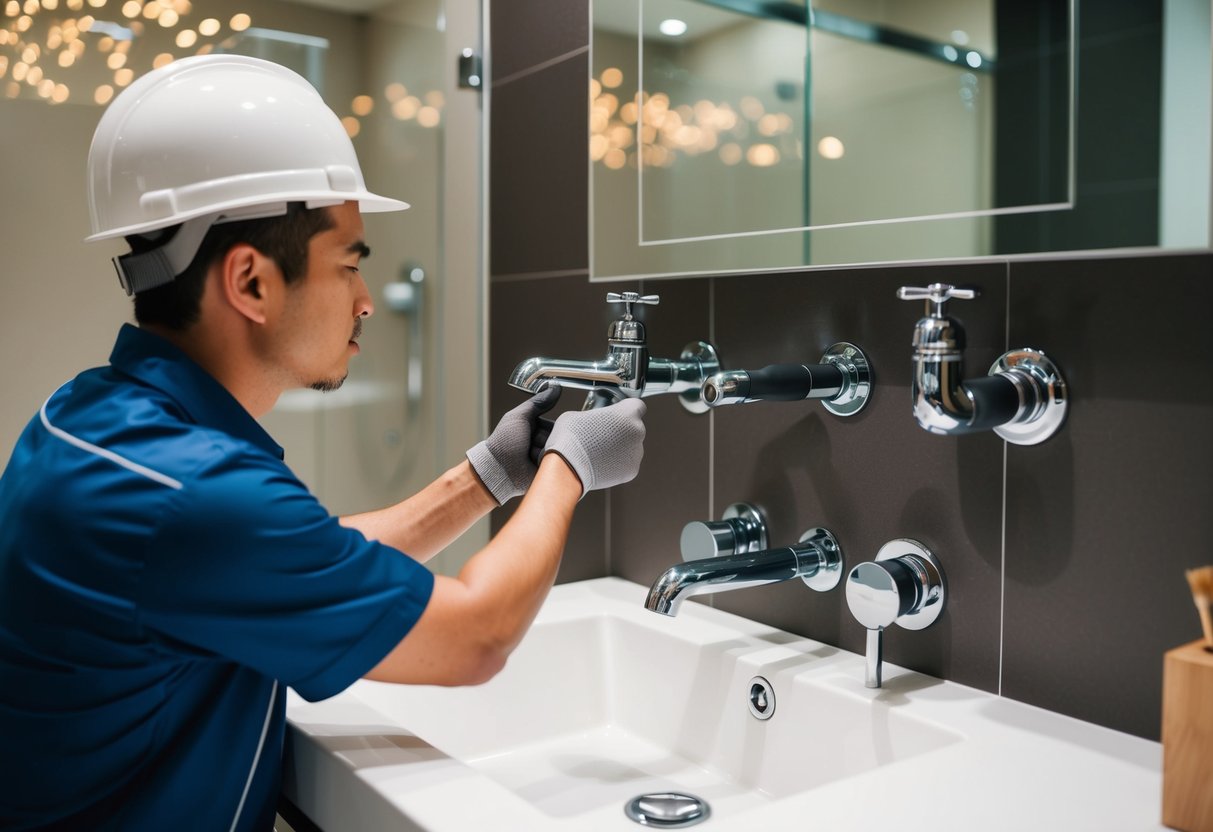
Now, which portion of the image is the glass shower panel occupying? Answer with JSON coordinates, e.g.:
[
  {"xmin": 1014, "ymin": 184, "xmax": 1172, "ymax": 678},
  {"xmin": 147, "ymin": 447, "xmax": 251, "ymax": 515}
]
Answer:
[{"xmin": 248, "ymin": 1, "xmax": 486, "ymax": 577}]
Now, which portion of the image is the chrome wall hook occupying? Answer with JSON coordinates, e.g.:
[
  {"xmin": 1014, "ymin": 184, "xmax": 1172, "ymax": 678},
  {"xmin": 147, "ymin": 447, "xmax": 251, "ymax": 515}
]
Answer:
[{"xmin": 898, "ymin": 283, "xmax": 1067, "ymax": 445}]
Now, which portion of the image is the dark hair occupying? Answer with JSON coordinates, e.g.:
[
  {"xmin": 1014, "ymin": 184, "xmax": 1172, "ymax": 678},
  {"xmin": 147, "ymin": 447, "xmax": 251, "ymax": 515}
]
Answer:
[{"xmin": 130, "ymin": 202, "xmax": 335, "ymax": 331}]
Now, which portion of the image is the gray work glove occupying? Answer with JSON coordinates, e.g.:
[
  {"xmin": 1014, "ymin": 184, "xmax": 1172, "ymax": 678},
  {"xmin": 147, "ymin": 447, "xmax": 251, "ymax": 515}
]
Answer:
[
  {"xmin": 466, "ymin": 384, "xmax": 562, "ymax": 504},
  {"xmin": 542, "ymin": 397, "xmax": 647, "ymax": 497}
]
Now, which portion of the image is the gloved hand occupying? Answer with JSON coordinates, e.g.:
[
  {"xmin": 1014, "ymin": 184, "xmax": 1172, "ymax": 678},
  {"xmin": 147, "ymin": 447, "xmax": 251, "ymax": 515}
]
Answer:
[
  {"xmin": 542, "ymin": 397, "xmax": 647, "ymax": 496},
  {"xmin": 466, "ymin": 384, "xmax": 562, "ymax": 504}
]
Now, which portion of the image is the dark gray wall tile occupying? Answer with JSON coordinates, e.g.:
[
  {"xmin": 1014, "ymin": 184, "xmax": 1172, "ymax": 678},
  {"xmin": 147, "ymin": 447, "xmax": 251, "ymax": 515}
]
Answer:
[
  {"xmin": 704, "ymin": 265, "xmax": 1007, "ymax": 692},
  {"xmin": 490, "ymin": 0, "xmax": 588, "ymax": 83},
  {"xmin": 1002, "ymin": 253, "xmax": 1213, "ymax": 738},
  {"xmin": 490, "ymin": 53, "xmax": 588, "ymax": 278}
]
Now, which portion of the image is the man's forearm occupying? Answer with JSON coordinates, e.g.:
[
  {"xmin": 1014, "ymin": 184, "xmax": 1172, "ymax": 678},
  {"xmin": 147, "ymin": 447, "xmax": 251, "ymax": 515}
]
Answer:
[
  {"xmin": 365, "ymin": 453, "xmax": 582, "ymax": 686},
  {"xmin": 340, "ymin": 460, "xmax": 497, "ymax": 562}
]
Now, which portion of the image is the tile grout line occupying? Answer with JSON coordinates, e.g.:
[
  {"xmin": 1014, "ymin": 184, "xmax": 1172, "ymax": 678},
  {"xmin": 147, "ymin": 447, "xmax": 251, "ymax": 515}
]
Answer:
[
  {"xmin": 604, "ymin": 489, "xmax": 611, "ymax": 577},
  {"xmin": 708, "ymin": 278, "xmax": 716, "ymax": 521},
  {"xmin": 707, "ymin": 278, "xmax": 716, "ymax": 608},
  {"xmin": 998, "ymin": 260, "xmax": 1011, "ymax": 697}
]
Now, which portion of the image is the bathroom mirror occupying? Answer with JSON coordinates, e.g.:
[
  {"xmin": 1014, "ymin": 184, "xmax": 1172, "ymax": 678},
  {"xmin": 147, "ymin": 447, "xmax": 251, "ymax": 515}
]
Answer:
[{"xmin": 590, "ymin": 0, "xmax": 1212, "ymax": 279}]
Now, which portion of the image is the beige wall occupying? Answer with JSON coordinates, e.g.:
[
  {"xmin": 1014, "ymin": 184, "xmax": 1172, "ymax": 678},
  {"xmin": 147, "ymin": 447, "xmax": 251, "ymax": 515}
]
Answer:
[
  {"xmin": 0, "ymin": 97, "xmax": 130, "ymax": 460},
  {"xmin": 0, "ymin": 0, "xmax": 487, "ymax": 573}
]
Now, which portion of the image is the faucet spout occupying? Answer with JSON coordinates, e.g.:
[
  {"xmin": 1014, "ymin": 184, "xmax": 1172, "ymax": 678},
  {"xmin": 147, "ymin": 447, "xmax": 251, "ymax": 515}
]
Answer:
[
  {"xmin": 645, "ymin": 528, "xmax": 843, "ymax": 616},
  {"xmin": 508, "ymin": 354, "xmax": 636, "ymax": 396}
]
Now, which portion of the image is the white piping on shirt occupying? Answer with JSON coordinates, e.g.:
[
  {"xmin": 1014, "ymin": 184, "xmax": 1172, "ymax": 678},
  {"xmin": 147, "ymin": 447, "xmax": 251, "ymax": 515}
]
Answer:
[
  {"xmin": 229, "ymin": 680, "xmax": 279, "ymax": 832},
  {"xmin": 39, "ymin": 388, "xmax": 184, "ymax": 491}
]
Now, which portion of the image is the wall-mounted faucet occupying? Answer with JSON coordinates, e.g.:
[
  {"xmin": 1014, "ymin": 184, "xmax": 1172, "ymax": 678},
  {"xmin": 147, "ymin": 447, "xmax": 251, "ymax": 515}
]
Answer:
[
  {"xmin": 508, "ymin": 291, "xmax": 720, "ymax": 412},
  {"xmin": 845, "ymin": 539, "xmax": 945, "ymax": 689},
  {"xmin": 898, "ymin": 283, "xmax": 1068, "ymax": 445},
  {"xmin": 700, "ymin": 343, "xmax": 872, "ymax": 417},
  {"xmin": 646, "ymin": 519, "xmax": 843, "ymax": 616}
]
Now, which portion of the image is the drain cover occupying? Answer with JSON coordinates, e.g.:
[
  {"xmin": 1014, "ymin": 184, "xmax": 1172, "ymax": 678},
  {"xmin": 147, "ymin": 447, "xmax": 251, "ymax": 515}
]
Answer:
[{"xmin": 624, "ymin": 792, "xmax": 711, "ymax": 828}]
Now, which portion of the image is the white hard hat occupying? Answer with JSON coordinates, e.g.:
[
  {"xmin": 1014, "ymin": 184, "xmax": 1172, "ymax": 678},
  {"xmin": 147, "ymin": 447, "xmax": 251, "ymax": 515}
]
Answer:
[
  {"xmin": 87, "ymin": 53, "xmax": 407, "ymax": 241},
  {"xmin": 86, "ymin": 55, "xmax": 407, "ymax": 293}
]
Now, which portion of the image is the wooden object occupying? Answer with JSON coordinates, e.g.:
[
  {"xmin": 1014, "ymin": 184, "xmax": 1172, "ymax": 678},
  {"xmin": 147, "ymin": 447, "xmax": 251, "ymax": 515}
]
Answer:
[{"xmin": 1163, "ymin": 640, "xmax": 1213, "ymax": 831}]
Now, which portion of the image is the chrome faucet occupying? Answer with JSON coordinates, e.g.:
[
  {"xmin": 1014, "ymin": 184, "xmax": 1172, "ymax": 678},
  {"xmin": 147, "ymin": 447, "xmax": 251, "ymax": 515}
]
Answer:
[
  {"xmin": 898, "ymin": 283, "xmax": 1068, "ymax": 445},
  {"xmin": 646, "ymin": 524, "xmax": 843, "ymax": 616},
  {"xmin": 508, "ymin": 291, "xmax": 720, "ymax": 412}
]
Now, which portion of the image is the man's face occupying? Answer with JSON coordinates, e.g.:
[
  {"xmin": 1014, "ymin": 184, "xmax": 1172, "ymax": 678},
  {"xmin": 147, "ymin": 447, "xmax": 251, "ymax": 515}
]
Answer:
[{"xmin": 274, "ymin": 201, "xmax": 374, "ymax": 392}]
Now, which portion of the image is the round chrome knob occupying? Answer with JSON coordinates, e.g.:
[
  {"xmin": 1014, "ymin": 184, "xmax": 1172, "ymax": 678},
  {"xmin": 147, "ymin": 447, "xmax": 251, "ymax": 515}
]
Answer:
[
  {"xmin": 846, "ymin": 561, "xmax": 922, "ymax": 630},
  {"xmin": 845, "ymin": 539, "xmax": 946, "ymax": 631},
  {"xmin": 679, "ymin": 503, "xmax": 767, "ymax": 561},
  {"xmin": 680, "ymin": 522, "xmax": 739, "ymax": 561}
]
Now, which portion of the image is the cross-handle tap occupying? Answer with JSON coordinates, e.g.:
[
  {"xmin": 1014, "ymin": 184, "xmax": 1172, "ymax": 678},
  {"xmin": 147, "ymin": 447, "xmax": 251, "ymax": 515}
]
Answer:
[
  {"xmin": 897, "ymin": 283, "xmax": 977, "ymax": 318},
  {"xmin": 845, "ymin": 539, "xmax": 946, "ymax": 689},
  {"xmin": 898, "ymin": 283, "xmax": 1068, "ymax": 445},
  {"xmin": 606, "ymin": 291, "xmax": 659, "ymax": 322},
  {"xmin": 508, "ymin": 291, "xmax": 720, "ymax": 412}
]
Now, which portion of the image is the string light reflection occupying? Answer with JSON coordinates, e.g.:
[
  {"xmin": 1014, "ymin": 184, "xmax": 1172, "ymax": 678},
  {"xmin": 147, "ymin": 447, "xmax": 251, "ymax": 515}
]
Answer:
[
  {"xmin": 1, "ymin": 1, "xmax": 261, "ymax": 106},
  {"xmin": 591, "ymin": 66, "xmax": 802, "ymax": 170}
]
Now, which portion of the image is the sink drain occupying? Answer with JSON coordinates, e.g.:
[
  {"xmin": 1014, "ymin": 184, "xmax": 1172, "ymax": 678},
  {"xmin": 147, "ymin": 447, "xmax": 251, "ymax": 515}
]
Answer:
[
  {"xmin": 748, "ymin": 675, "xmax": 775, "ymax": 720},
  {"xmin": 624, "ymin": 792, "xmax": 711, "ymax": 828}
]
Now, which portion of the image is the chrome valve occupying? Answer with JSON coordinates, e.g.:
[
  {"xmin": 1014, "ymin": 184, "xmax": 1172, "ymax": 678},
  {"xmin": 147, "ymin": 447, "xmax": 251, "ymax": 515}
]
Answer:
[
  {"xmin": 845, "ymin": 539, "xmax": 946, "ymax": 689},
  {"xmin": 679, "ymin": 503, "xmax": 768, "ymax": 561},
  {"xmin": 898, "ymin": 283, "xmax": 1068, "ymax": 445}
]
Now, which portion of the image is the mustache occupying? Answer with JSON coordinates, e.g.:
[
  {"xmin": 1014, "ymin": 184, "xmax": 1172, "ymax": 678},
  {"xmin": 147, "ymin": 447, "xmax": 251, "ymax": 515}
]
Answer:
[{"xmin": 351, "ymin": 317, "xmax": 364, "ymax": 341}]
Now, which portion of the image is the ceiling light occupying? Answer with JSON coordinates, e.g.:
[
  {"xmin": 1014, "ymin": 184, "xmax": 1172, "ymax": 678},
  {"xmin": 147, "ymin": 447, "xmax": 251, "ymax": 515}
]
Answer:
[{"xmin": 659, "ymin": 18, "xmax": 687, "ymax": 37}]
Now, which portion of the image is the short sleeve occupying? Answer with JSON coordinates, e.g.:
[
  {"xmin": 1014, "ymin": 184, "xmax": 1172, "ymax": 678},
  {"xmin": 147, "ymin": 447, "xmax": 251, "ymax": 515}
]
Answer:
[{"xmin": 139, "ymin": 450, "xmax": 434, "ymax": 701}]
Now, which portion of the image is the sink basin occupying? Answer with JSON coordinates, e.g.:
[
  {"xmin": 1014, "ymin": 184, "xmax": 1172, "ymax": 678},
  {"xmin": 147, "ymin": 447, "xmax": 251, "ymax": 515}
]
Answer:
[
  {"xmin": 347, "ymin": 608, "xmax": 959, "ymax": 819},
  {"xmin": 284, "ymin": 578, "xmax": 1163, "ymax": 831}
]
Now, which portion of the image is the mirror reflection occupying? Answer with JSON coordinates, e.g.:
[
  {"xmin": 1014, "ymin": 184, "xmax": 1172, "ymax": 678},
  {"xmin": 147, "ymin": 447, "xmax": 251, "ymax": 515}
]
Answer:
[{"xmin": 591, "ymin": 0, "xmax": 1210, "ymax": 279}]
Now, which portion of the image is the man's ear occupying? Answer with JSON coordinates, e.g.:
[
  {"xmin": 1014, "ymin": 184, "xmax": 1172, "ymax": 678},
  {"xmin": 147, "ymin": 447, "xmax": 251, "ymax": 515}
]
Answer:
[{"xmin": 220, "ymin": 243, "xmax": 278, "ymax": 325}]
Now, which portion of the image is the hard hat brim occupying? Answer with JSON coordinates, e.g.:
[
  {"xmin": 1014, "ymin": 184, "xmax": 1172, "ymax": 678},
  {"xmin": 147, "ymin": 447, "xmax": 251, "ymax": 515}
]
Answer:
[{"xmin": 85, "ymin": 191, "xmax": 409, "ymax": 243}]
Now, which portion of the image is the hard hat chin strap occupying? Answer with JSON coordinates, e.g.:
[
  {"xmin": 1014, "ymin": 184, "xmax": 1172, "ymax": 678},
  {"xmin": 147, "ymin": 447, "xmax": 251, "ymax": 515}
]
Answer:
[{"xmin": 112, "ymin": 202, "xmax": 290, "ymax": 296}]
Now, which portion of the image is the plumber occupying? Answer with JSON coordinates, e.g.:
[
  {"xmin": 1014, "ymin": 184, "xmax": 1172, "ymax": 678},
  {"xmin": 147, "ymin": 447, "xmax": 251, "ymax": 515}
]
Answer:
[{"xmin": 0, "ymin": 55, "xmax": 646, "ymax": 830}]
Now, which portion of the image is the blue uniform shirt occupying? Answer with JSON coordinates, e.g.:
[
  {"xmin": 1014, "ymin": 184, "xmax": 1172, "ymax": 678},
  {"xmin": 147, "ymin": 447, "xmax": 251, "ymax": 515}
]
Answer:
[{"xmin": 0, "ymin": 324, "xmax": 435, "ymax": 830}]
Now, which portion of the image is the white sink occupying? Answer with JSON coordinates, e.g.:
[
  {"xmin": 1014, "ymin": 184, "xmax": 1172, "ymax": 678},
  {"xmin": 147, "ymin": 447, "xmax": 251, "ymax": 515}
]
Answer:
[{"xmin": 284, "ymin": 578, "xmax": 1164, "ymax": 831}]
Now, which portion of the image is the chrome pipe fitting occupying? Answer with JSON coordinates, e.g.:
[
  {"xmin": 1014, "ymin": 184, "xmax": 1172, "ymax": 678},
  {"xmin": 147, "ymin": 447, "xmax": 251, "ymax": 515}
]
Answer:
[
  {"xmin": 898, "ymin": 283, "xmax": 1067, "ymax": 444},
  {"xmin": 700, "ymin": 342, "xmax": 871, "ymax": 417}
]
